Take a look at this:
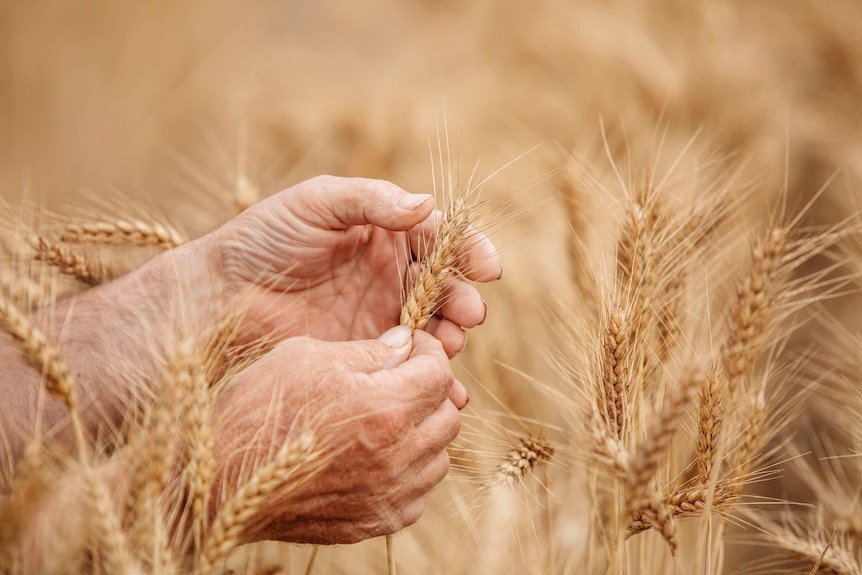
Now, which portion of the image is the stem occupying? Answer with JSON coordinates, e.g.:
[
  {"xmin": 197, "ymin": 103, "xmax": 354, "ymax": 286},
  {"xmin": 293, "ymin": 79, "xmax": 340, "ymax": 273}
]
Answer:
[
  {"xmin": 386, "ymin": 534, "xmax": 397, "ymax": 575},
  {"xmin": 304, "ymin": 547, "xmax": 319, "ymax": 575}
]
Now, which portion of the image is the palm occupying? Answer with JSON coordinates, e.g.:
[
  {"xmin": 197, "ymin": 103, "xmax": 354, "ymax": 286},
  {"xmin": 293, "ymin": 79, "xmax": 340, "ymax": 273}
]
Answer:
[
  {"xmin": 210, "ymin": 176, "xmax": 496, "ymax": 351},
  {"xmin": 220, "ymin": 217, "xmax": 412, "ymax": 343}
]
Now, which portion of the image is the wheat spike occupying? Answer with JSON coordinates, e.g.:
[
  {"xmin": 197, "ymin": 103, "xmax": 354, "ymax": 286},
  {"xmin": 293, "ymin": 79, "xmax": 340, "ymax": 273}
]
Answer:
[
  {"xmin": 597, "ymin": 304, "xmax": 635, "ymax": 440},
  {"xmin": 0, "ymin": 285, "xmax": 88, "ymax": 462},
  {"xmin": 62, "ymin": 219, "xmax": 185, "ymax": 250},
  {"xmin": 722, "ymin": 226, "xmax": 788, "ymax": 395},
  {"xmin": 123, "ymin": 343, "xmax": 192, "ymax": 567},
  {"xmin": 27, "ymin": 234, "xmax": 105, "ymax": 285},
  {"xmin": 199, "ymin": 430, "xmax": 316, "ymax": 572},
  {"xmin": 400, "ymin": 193, "xmax": 471, "ymax": 330},
  {"xmin": 86, "ymin": 470, "xmax": 138, "ymax": 575},
  {"xmin": 0, "ymin": 441, "xmax": 52, "ymax": 573},
  {"xmin": 627, "ymin": 485, "xmax": 738, "ymax": 536},
  {"xmin": 728, "ymin": 390, "xmax": 768, "ymax": 492},
  {"xmin": 493, "ymin": 436, "xmax": 555, "ymax": 486},
  {"xmin": 695, "ymin": 365, "xmax": 727, "ymax": 484},
  {"xmin": 178, "ymin": 343, "xmax": 216, "ymax": 555},
  {"xmin": 624, "ymin": 368, "xmax": 702, "ymax": 513}
]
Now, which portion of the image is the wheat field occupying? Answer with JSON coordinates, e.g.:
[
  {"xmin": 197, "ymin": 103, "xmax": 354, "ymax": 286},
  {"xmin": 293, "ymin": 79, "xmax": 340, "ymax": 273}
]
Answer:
[{"xmin": 2, "ymin": 1, "xmax": 862, "ymax": 573}]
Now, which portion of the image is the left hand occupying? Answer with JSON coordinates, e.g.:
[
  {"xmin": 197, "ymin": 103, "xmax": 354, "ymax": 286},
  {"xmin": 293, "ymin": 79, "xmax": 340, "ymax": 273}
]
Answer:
[{"xmin": 202, "ymin": 175, "xmax": 501, "ymax": 356}]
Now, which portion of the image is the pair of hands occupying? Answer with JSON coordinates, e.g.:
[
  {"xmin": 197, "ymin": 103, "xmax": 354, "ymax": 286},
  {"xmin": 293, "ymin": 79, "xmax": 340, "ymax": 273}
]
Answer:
[{"xmin": 174, "ymin": 176, "xmax": 500, "ymax": 545}]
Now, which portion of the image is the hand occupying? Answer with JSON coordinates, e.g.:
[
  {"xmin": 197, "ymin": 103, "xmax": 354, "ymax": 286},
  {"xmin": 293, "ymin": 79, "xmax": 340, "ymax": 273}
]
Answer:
[
  {"xmin": 210, "ymin": 326, "xmax": 466, "ymax": 545},
  {"xmin": 214, "ymin": 326, "xmax": 467, "ymax": 544},
  {"xmin": 205, "ymin": 175, "xmax": 501, "ymax": 356}
]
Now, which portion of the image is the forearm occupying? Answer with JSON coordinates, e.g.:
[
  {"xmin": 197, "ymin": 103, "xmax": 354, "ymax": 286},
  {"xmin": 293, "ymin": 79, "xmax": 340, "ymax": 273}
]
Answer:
[{"xmin": 0, "ymin": 238, "xmax": 218, "ymax": 460}]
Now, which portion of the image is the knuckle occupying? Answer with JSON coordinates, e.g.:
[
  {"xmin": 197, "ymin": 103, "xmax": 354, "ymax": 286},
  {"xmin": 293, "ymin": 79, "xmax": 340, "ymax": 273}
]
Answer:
[{"xmin": 306, "ymin": 174, "xmax": 339, "ymax": 188}]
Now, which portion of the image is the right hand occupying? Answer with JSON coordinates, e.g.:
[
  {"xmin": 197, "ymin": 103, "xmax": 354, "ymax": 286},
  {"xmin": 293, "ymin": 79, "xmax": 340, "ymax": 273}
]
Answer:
[{"xmin": 210, "ymin": 326, "xmax": 466, "ymax": 545}]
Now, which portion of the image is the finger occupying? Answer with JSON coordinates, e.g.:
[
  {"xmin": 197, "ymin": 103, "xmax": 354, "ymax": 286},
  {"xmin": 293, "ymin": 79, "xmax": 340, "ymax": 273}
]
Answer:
[
  {"xmin": 406, "ymin": 210, "xmax": 441, "ymax": 261},
  {"xmin": 437, "ymin": 279, "xmax": 487, "ymax": 329},
  {"xmin": 457, "ymin": 227, "xmax": 502, "ymax": 282},
  {"xmin": 415, "ymin": 449, "xmax": 452, "ymax": 493},
  {"xmin": 449, "ymin": 379, "xmax": 468, "ymax": 410},
  {"xmin": 378, "ymin": 330, "xmax": 454, "ymax": 417},
  {"xmin": 275, "ymin": 326, "xmax": 414, "ymax": 375},
  {"xmin": 396, "ymin": 493, "xmax": 429, "ymax": 532},
  {"xmin": 413, "ymin": 398, "xmax": 461, "ymax": 449},
  {"xmin": 423, "ymin": 317, "xmax": 467, "ymax": 358},
  {"xmin": 291, "ymin": 175, "xmax": 434, "ymax": 231},
  {"xmin": 407, "ymin": 218, "xmax": 502, "ymax": 282}
]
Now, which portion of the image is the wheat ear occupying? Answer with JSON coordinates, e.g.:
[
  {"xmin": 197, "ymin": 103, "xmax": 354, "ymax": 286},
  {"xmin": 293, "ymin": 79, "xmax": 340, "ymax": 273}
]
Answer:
[
  {"xmin": 624, "ymin": 368, "xmax": 702, "ymax": 514},
  {"xmin": 27, "ymin": 234, "xmax": 105, "ymax": 285},
  {"xmin": 123, "ymin": 344, "xmax": 192, "ymax": 567},
  {"xmin": 178, "ymin": 340, "xmax": 216, "ymax": 556},
  {"xmin": 86, "ymin": 470, "xmax": 138, "ymax": 575},
  {"xmin": 199, "ymin": 430, "xmax": 316, "ymax": 572},
  {"xmin": 400, "ymin": 193, "xmax": 471, "ymax": 330},
  {"xmin": 627, "ymin": 484, "xmax": 739, "ymax": 536},
  {"xmin": 597, "ymin": 305, "xmax": 635, "ymax": 440},
  {"xmin": 0, "ymin": 285, "xmax": 88, "ymax": 462},
  {"xmin": 493, "ymin": 436, "xmax": 555, "ymax": 487},
  {"xmin": 695, "ymin": 365, "xmax": 727, "ymax": 484},
  {"xmin": 62, "ymin": 219, "xmax": 185, "ymax": 250},
  {"xmin": 722, "ymin": 226, "xmax": 788, "ymax": 395}
]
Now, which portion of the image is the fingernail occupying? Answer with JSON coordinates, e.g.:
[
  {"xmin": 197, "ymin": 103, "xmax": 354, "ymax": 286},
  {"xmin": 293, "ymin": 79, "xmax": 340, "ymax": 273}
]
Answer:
[
  {"xmin": 464, "ymin": 394, "xmax": 471, "ymax": 407},
  {"xmin": 398, "ymin": 194, "xmax": 433, "ymax": 210},
  {"xmin": 450, "ymin": 329, "xmax": 468, "ymax": 358},
  {"xmin": 479, "ymin": 299, "xmax": 488, "ymax": 325},
  {"xmin": 379, "ymin": 325, "xmax": 412, "ymax": 348},
  {"xmin": 496, "ymin": 266, "xmax": 503, "ymax": 280}
]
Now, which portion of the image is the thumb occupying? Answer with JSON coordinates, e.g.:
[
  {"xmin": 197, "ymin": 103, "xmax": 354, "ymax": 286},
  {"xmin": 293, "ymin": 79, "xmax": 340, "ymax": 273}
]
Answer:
[
  {"xmin": 291, "ymin": 175, "xmax": 434, "ymax": 231},
  {"xmin": 302, "ymin": 325, "xmax": 414, "ymax": 373}
]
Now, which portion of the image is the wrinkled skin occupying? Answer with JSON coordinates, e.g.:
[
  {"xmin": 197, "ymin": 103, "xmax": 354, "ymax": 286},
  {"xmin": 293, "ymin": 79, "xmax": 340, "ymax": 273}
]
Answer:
[
  {"xmin": 206, "ymin": 175, "xmax": 500, "ymax": 356},
  {"xmin": 213, "ymin": 329, "xmax": 462, "ymax": 545}
]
